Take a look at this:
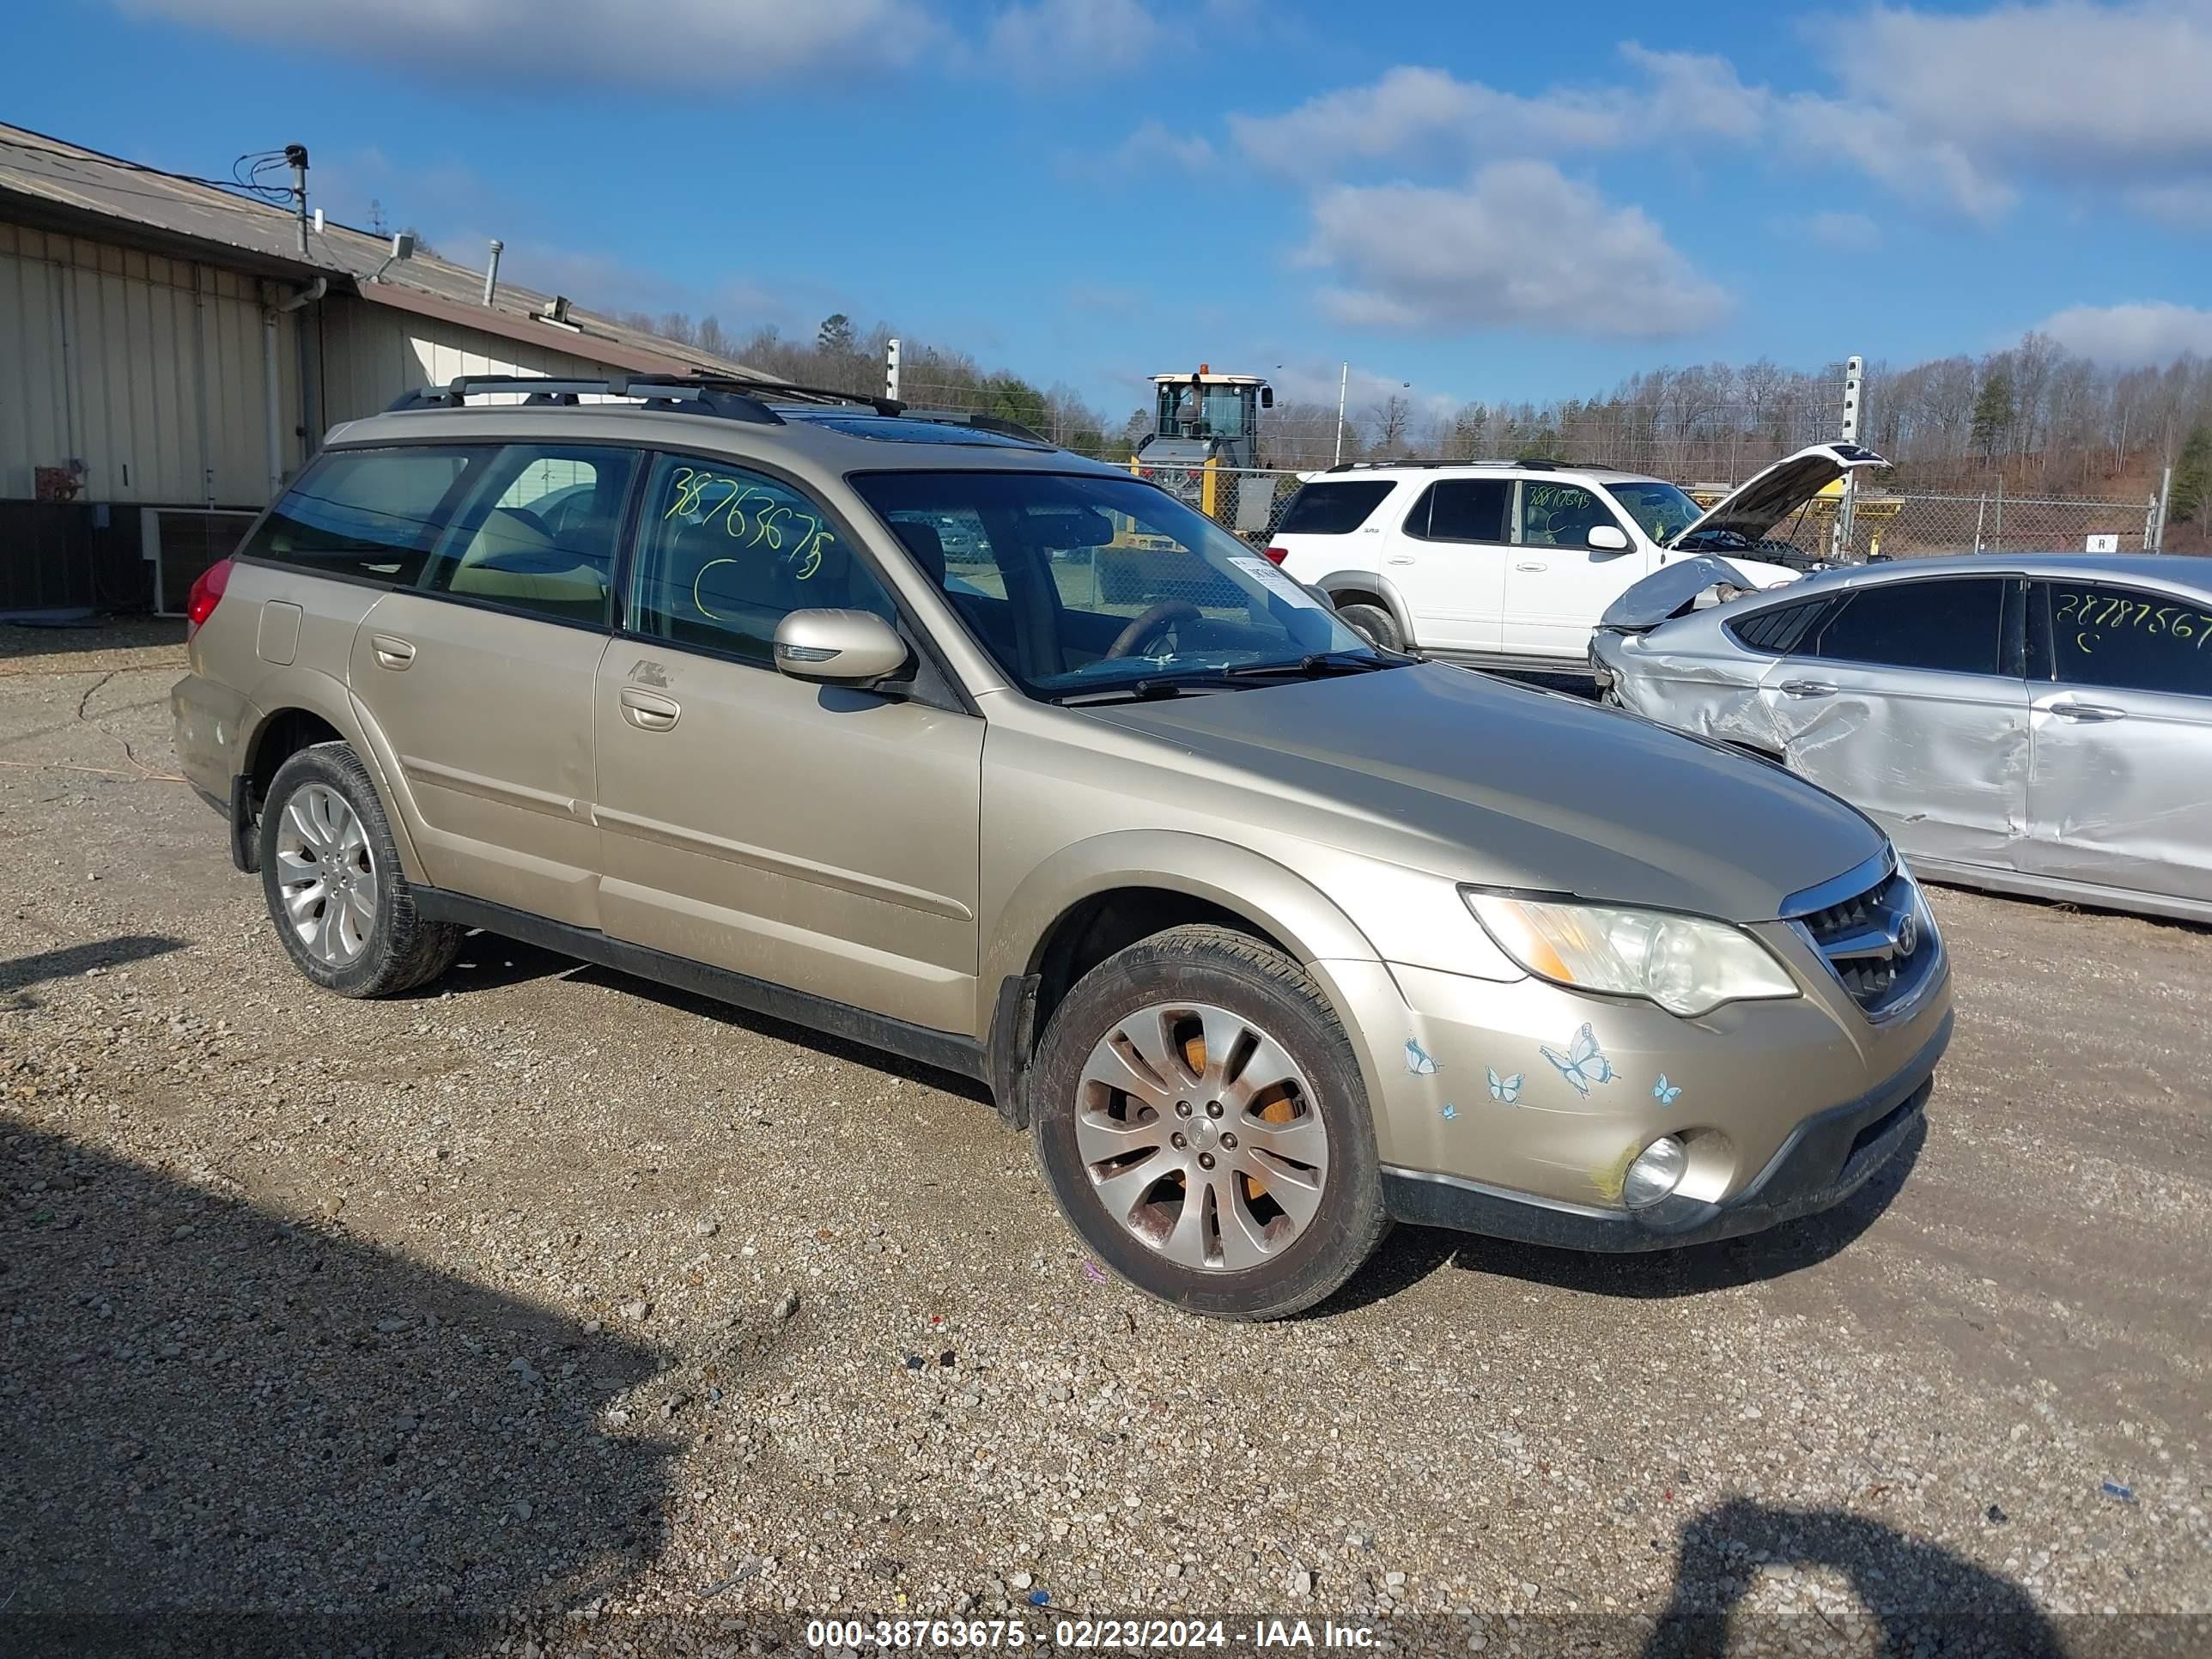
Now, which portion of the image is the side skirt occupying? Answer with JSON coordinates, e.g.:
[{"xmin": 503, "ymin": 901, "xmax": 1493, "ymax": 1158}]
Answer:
[{"xmin": 410, "ymin": 887, "xmax": 991, "ymax": 1085}]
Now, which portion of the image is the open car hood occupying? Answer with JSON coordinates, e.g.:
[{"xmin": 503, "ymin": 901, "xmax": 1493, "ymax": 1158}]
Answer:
[
  {"xmin": 1665, "ymin": 442, "xmax": 1889, "ymax": 549},
  {"xmin": 1599, "ymin": 556, "xmax": 1763, "ymax": 633}
]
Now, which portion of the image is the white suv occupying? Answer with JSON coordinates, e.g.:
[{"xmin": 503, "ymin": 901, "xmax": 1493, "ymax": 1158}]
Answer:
[{"xmin": 1267, "ymin": 443, "xmax": 1887, "ymax": 672}]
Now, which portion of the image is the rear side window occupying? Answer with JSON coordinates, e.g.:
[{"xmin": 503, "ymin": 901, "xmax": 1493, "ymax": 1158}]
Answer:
[
  {"xmin": 1408, "ymin": 478, "xmax": 1511, "ymax": 542},
  {"xmin": 1807, "ymin": 578, "xmax": 2005, "ymax": 675},
  {"xmin": 243, "ymin": 447, "xmax": 489, "ymax": 584},
  {"xmin": 2042, "ymin": 581, "xmax": 2212, "ymax": 697},
  {"xmin": 1726, "ymin": 599, "xmax": 1830, "ymax": 654},
  {"xmin": 417, "ymin": 445, "xmax": 641, "ymax": 627},
  {"xmin": 1276, "ymin": 480, "xmax": 1394, "ymax": 535}
]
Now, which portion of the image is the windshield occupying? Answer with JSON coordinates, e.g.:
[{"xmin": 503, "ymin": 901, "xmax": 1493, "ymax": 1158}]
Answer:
[
  {"xmin": 1607, "ymin": 481, "xmax": 1704, "ymax": 543},
  {"xmin": 850, "ymin": 470, "xmax": 1379, "ymax": 698}
]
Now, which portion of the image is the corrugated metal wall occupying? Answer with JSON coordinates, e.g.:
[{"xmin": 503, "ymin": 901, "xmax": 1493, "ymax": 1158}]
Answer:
[
  {"xmin": 0, "ymin": 221, "xmax": 301, "ymax": 507},
  {"xmin": 318, "ymin": 300, "xmax": 615, "ymax": 424}
]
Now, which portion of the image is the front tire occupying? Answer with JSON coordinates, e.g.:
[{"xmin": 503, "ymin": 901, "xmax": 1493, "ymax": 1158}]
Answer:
[
  {"xmin": 1334, "ymin": 602, "xmax": 1402, "ymax": 653},
  {"xmin": 258, "ymin": 743, "xmax": 462, "ymax": 998},
  {"xmin": 1030, "ymin": 925, "xmax": 1388, "ymax": 1321}
]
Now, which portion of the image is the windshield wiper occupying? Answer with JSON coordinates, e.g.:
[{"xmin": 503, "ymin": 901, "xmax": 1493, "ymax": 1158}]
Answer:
[{"xmin": 1220, "ymin": 651, "xmax": 1401, "ymax": 680}]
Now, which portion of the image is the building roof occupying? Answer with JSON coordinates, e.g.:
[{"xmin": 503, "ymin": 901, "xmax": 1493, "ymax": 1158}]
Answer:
[{"xmin": 0, "ymin": 122, "xmax": 767, "ymax": 382}]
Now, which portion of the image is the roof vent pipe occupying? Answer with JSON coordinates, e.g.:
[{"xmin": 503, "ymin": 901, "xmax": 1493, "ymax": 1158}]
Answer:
[{"xmin": 482, "ymin": 238, "xmax": 504, "ymax": 307}]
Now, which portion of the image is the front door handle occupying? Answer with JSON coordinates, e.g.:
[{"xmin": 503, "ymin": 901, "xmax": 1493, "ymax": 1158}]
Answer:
[
  {"xmin": 618, "ymin": 685, "xmax": 682, "ymax": 732},
  {"xmin": 2051, "ymin": 700, "xmax": 2126, "ymax": 723},
  {"xmin": 1778, "ymin": 679, "xmax": 1836, "ymax": 698},
  {"xmin": 369, "ymin": 634, "xmax": 415, "ymax": 671},
  {"xmin": 1385, "ymin": 554, "xmax": 1414, "ymax": 566},
  {"xmin": 1516, "ymin": 561, "xmax": 1548, "ymax": 573}
]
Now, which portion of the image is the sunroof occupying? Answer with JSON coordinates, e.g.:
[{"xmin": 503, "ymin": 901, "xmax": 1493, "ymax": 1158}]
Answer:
[{"xmin": 789, "ymin": 415, "xmax": 1047, "ymax": 448}]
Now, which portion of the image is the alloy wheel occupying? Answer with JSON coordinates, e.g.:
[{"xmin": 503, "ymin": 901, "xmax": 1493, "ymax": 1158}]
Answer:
[
  {"xmin": 271, "ymin": 782, "xmax": 377, "ymax": 966},
  {"xmin": 1074, "ymin": 1000, "xmax": 1329, "ymax": 1272}
]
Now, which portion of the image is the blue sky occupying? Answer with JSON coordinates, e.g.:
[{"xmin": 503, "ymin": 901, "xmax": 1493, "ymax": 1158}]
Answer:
[{"xmin": 15, "ymin": 0, "xmax": 2212, "ymax": 420}]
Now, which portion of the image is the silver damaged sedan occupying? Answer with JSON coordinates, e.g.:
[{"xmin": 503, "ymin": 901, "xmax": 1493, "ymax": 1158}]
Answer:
[{"xmin": 1590, "ymin": 553, "xmax": 2212, "ymax": 924}]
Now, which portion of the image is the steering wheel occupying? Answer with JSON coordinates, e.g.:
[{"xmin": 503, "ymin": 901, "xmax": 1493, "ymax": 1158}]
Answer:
[{"xmin": 1104, "ymin": 599, "xmax": 1203, "ymax": 660}]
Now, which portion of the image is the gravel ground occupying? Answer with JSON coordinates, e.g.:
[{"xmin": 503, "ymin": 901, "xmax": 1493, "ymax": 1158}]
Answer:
[{"xmin": 3, "ymin": 622, "xmax": 2209, "ymax": 1657}]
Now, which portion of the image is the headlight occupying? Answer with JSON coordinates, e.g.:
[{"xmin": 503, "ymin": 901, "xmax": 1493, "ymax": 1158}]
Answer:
[{"xmin": 1464, "ymin": 891, "xmax": 1798, "ymax": 1018}]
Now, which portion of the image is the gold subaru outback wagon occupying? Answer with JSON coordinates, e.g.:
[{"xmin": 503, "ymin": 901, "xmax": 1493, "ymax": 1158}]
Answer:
[{"xmin": 173, "ymin": 374, "xmax": 1951, "ymax": 1320}]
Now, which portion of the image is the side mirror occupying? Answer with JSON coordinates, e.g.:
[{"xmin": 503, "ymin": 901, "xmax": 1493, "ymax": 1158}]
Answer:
[
  {"xmin": 1260, "ymin": 386, "xmax": 1275, "ymax": 410},
  {"xmin": 1586, "ymin": 524, "xmax": 1632, "ymax": 553},
  {"xmin": 773, "ymin": 609, "xmax": 910, "ymax": 688}
]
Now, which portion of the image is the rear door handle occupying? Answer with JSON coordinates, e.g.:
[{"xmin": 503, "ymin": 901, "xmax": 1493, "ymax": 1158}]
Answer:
[
  {"xmin": 1778, "ymin": 679, "xmax": 1836, "ymax": 698},
  {"xmin": 369, "ymin": 634, "xmax": 415, "ymax": 670},
  {"xmin": 2051, "ymin": 700, "xmax": 2126, "ymax": 722},
  {"xmin": 1516, "ymin": 562, "xmax": 1548, "ymax": 573},
  {"xmin": 618, "ymin": 685, "xmax": 681, "ymax": 732},
  {"xmin": 1385, "ymin": 554, "xmax": 1414, "ymax": 566}
]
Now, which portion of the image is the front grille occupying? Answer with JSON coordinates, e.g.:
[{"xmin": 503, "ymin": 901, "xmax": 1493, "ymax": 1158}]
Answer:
[{"xmin": 1793, "ymin": 866, "xmax": 1937, "ymax": 1018}]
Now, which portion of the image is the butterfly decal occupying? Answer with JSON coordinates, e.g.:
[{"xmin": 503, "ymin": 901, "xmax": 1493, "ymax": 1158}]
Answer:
[
  {"xmin": 1539, "ymin": 1023, "xmax": 1618, "ymax": 1097},
  {"xmin": 1405, "ymin": 1039, "xmax": 1441, "ymax": 1076},
  {"xmin": 1441, "ymin": 1103, "xmax": 1458, "ymax": 1121},
  {"xmin": 1652, "ymin": 1074, "xmax": 1682, "ymax": 1107},
  {"xmin": 1486, "ymin": 1067, "xmax": 1523, "ymax": 1105}
]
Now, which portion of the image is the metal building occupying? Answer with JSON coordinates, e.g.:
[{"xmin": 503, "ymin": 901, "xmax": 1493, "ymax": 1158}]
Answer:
[{"xmin": 0, "ymin": 123, "xmax": 766, "ymax": 616}]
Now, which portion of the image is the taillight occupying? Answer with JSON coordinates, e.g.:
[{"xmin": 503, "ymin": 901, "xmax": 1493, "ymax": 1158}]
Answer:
[
  {"xmin": 1262, "ymin": 545, "xmax": 1290, "ymax": 565},
  {"xmin": 185, "ymin": 557, "xmax": 232, "ymax": 639}
]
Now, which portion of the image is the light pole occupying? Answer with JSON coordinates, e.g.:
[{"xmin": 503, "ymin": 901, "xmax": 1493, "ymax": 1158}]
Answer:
[{"xmin": 1333, "ymin": 362, "xmax": 1348, "ymax": 465}]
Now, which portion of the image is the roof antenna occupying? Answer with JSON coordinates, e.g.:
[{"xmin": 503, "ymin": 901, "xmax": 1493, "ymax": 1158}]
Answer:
[
  {"xmin": 285, "ymin": 143, "xmax": 309, "ymax": 257},
  {"xmin": 369, "ymin": 231, "xmax": 416, "ymax": 284}
]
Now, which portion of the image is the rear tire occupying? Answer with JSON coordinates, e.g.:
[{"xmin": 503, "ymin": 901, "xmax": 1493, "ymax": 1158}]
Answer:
[
  {"xmin": 258, "ymin": 743, "xmax": 462, "ymax": 999},
  {"xmin": 1030, "ymin": 924, "xmax": 1389, "ymax": 1321},
  {"xmin": 1335, "ymin": 602, "xmax": 1402, "ymax": 653}
]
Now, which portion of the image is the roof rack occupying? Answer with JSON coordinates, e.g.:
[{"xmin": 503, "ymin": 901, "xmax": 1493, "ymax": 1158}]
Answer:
[
  {"xmin": 386, "ymin": 374, "xmax": 791, "ymax": 424},
  {"xmin": 899, "ymin": 408, "xmax": 1051, "ymax": 444},
  {"xmin": 1309, "ymin": 462, "xmax": 1575, "ymax": 473}
]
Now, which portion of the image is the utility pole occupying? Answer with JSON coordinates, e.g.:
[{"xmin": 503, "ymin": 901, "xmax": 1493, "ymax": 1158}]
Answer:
[
  {"xmin": 1833, "ymin": 355, "xmax": 1862, "ymax": 562},
  {"xmin": 286, "ymin": 143, "xmax": 309, "ymax": 258},
  {"xmin": 1333, "ymin": 362, "xmax": 1348, "ymax": 465},
  {"xmin": 884, "ymin": 337, "xmax": 901, "ymax": 404},
  {"xmin": 2152, "ymin": 465, "xmax": 2172, "ymax": 551}
]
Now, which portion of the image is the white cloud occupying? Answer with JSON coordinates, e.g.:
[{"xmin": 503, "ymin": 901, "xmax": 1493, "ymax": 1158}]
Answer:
[
  {"xmin": 1108, "ymin": 119, "xmax": 1218, "ymax": 173},
  {"xmin": 986, "ymin": 0, "xmax": 1162, "ymax": 77},
  {"xmin": 1221, "ymin": 4, "xmax": 2212, "ymax": 228},
  {"xmin": 2033, "ymin": 301, "xmax": 2212, "ymax": 365},
  {"xmin": 1297, "ymin": 161, "xmax": 1729, "ymax": 340},
  {"xmin": 125, "ymin": 0, "xmax": 945, "ymax": 87},
  {"xmin": 1832, "ymin": 2, "xmax": 2212, "ymax": 186}
]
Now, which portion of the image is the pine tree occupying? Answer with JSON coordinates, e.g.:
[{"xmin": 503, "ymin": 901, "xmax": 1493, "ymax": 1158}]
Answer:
[
  {"xmin": 816, "ymin": 313, "xmax": 855, "ymax": 353},
  {"xmin": 1971, "ymin": 372, "xmax": 2015, "ymax": 462},
  {"xmin": 2171, "ymin": 423, "xmax": 2211, "ymax": 527}
]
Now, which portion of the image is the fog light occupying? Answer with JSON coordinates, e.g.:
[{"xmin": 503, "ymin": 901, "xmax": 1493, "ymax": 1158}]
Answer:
[{"xmin": 1623, "ymin": 1135, "xmax": 1689, "ymax": 1209}]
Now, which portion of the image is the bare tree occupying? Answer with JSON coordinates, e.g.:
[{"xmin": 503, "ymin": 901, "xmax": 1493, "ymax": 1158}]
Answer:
[{"xmin": 1367, "ymin": 394, "xmax": 1412, "ymax": 453}]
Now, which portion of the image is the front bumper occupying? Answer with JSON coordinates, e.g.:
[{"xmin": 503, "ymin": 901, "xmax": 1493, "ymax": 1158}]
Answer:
[{"xmin": 1380, "ymin": 1011, "xmax": 1946, "ymax": 1250}]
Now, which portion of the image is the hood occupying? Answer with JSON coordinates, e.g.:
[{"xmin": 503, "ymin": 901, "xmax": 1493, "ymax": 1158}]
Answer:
[
  {"xmin": 1083, "ymin": 664, "xmax": 1883, "ymax": 922},
  {"xmin": 1667, "ymin": 442, "xmax": 1889, "ymax": 549},
  {"xmin": 1599, "ymin": 555, "xmax": 1763, "ymax": 632}
]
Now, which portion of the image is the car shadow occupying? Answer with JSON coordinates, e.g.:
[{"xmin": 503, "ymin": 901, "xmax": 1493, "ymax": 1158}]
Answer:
[
  {"xmin": 0, "ymin": 934, "xmax": 186, "ymax": 1009},
  {"xmin": 0, "ymin": 1124, "xmax": 680, "ymax": 1654},
  {"xmin": 1320, "ymin": 1117, "xmax": 1923, "ymax": 1315},
  {"xmin": 1640, "ymin": 1498, "xmax": 2064, "ymax": 1656}
]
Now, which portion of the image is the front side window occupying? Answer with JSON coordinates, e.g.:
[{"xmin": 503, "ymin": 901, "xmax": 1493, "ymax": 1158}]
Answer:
[
  {"xmin": 1727, "ymin": 598, "xmax": 1831, "ymax": 655},
  {"xmin": 852, "ymin": 470, "xmax": 1378, "ymax": 699},
  {"xmin": 2042, "ymin": 581, "xmax": 2212, "ymax": 696},
  {"xmin": 243, "ymin": 446, "xmax": 489, "ymax": 584},
  {"xmin": 1808, "ymin": 578, "xmax": 2005, "ymax": 675},
  {"xmin": 1518, "ymin": 482, "xmax": 1621, "ymax": 549},
  {"xmin": 1607, "ymin": 481, "xmax": 1703, "ymax": 544},
  {"xmin": 419, "ymin": 444, "xmax": 640, "ymax": 625},
  {"xmin": 628, "ymin": 455, "xmax": 896, "ymax": 665},
  {"xmin": 1277, "ymin": 480, "xmax": 1394, "ymax": 536}
]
